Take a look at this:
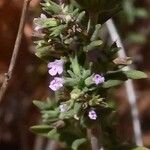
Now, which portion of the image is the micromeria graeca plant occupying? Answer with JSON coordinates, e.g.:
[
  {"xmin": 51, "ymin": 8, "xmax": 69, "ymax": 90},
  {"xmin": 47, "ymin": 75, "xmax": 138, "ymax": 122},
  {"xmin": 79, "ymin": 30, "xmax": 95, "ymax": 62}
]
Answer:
[{"xmin": 30, "ymin": 0, "xmax": 148, "ymax": 150}]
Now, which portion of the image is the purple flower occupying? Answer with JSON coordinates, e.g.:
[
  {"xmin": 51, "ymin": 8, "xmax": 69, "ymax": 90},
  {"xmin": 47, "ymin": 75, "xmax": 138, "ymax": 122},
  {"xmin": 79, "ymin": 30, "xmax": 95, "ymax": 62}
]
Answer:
[
  {"xmin": 92, "ymin": 74, "xmax": 105, "ymax": 85},
  {"xmin": 34, "ymin": 25, "xmax": 43, "ymax": 32},
  {"xmin": 34, "ymin": 14, "xmax": 47, "ymax": 31},
  {"xmin": 49, "ymin": 77, "xmax": 64, "ymax": 91},
  {"xmin": 59, "ymin": 104, "xmax": 67, "ymax": 112},
  {"xmin": 48, "ymin": 59, "xmax": 64, "ymax": 76},
  {"xmin": 88, "ymin": 110, "xmax": 97, "ymax": 120}
]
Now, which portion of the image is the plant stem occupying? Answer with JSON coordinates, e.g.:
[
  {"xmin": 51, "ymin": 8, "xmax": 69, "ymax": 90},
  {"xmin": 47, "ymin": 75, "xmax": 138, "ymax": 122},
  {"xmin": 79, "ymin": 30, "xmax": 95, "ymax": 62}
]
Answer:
[
  {"xmin": 87, "ymin": 128, "xmax": 101, "ymax": 150},
  {"xmin": 0, "ymin": 0, "xmax": 32, "ymax": 103}
]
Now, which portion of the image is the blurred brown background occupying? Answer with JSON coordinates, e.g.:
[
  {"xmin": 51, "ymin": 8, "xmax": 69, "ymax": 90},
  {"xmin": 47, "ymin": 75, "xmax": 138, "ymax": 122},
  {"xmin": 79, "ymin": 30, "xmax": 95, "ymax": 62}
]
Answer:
[{"xmin": 0, "ymin": 0, "xmax": 150, "ymax": 150}]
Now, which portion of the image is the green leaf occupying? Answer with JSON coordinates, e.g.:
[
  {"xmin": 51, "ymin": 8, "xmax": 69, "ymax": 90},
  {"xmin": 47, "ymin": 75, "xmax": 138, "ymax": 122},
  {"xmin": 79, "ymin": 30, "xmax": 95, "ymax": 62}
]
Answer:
[
  {"xmin": 59, "ymin": 109, "xmax": 74, "ymax": 119},
  {"xmin": 85, "ymin": 76, "xmax": 93, "ymax": 86},
  {"xmin": 76, "ymin": 11, "xmax": 85, "ymax": 22},
  {"xmin": 68, "ymin": 3, "xmax": 74, "ymax": 12},
  {"xmin": 33, "ymin": 99, "xmax": 55, "ymax": 110},
  {"xmin": 33, "ymin": 100, "xmax": 47, "ymax": 110},
  {"xmin": 30, "ymin": 125, "xmax": 52, "ymax": 135},
  {"xmin": 43, "ymin": 18, "xmax": 58, "ymax": 28},
  {"xmin": 73, "ymin": 102, "xmax": 82, "ymax": 114},
  {"xmin": 72, "ymin": 8, "xmax": 80, "ymax": 17},
  {"xmin": 42, "ymin": 110, "xmax": 59, "ymax": 119},
  {"xmin": 72, "ymin": 138, "xmax": 87, "ymax": 150},
  {"xmin": 82, "ymin": 69, "xmax": 91, "ymax": 79},
  {"xmin": 47, "ymin": 128, "xmax": 60, "ymax": 140},
  {"xmin": 83, "ymin": 40, "xmax": 103, "ymax": 52},
  {"xmin": 50, "ymin": 25, "xmax": 67, "ymax": 37},
  {"xmin": 71, "ymin": 89, "xmax": 82, "ymax": 100},
  {"xmin": 35, "ymin": 46, "xmax": 52, "ymax": 59},
  {"xmin": 102, "ymin": 80, "xmax": 123, "ymax": 88},
  {"xmin": 124, "ymin": 70, "xmax": 147, "ymax": 79},
  {"xmin": 33, "ymin": 100, "xmax": 54, "ymax": 110},
  {"xmin": 67, "ymin": 70, "xmax": 76, "ymax": 78},
  {"xmin": 64, "ymin": 77, "xmax": 80, "ymax": 87},
  {"xmin": 89, "ymin": 95, "xmax": 103, "ymax": 106},
  {"xmin": 42, "ymin": 0, "xmax": 62, "ymax": 14},
  {"xmin": 70, "ymin": 56, "xmax": 81, "ymax": 75},
  {"xmin": 34, "ymin": 18, "xmax": 58, "ymax": 29},
  {"xmin": 90, "ymin": 24, "xmax": 101, "ymax": 41}
]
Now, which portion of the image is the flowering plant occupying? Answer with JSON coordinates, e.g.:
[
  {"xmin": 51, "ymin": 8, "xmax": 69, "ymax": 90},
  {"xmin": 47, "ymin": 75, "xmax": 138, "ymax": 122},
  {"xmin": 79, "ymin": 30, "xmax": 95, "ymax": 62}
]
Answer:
[{"xmin": 30, "ymin": 0, "xmax": 148, "ymax": 150}]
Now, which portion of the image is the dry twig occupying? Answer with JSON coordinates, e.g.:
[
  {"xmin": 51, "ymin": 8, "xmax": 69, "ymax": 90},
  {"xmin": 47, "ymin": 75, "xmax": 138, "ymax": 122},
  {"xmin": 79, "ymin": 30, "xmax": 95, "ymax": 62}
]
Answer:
[
  {"xmin": 106, "ymin": 19, "xmax": 143, "ymax": 146},
  {"xmin": 0, "ymin": 0, "xmax": 32, "ymax": 103}
]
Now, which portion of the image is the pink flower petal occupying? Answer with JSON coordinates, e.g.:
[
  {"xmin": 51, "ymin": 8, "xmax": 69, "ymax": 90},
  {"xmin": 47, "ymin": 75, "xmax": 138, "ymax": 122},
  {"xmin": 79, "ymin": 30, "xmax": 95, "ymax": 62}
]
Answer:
[{"xmin": 48, "ymin": 68, "xmax": 57, "ymax": 76}]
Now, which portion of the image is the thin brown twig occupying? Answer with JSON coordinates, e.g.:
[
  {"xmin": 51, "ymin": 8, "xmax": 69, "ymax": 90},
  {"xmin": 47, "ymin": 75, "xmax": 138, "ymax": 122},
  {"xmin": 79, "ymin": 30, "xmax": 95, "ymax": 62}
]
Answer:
[
  {"xmin": 0, "ymin": 0, "xmax": 32, "ymax": 103},
  {"xmin": 106, "ymin": 19, "xmax": 143, "ymax": 146}
]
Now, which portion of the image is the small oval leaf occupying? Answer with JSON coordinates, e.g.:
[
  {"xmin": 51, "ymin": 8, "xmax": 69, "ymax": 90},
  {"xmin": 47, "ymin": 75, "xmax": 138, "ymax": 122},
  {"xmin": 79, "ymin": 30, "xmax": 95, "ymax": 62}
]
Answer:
[
  {"xmin": 124, "ymin": 70, "xmax": 147, "ymax": 79},
  {"xmin": 102, "ymin": 80, "xmax": 123, "ymax": 88},
  {"xmin": 30, "ymin": 125, "xmax": 52, "ymax": 135}
]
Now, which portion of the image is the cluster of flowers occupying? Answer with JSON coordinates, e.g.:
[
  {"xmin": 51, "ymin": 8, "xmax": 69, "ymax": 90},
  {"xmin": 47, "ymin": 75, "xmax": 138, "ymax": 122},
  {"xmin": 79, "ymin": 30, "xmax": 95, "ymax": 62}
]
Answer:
[
  {"xmin": 34, "ymin": 13, "xmax": 105, "ymax": 120},
  {"xmin": 48, "ymin": 59, "xmax": 64, "ymax": 91},
  {"xmin": 47, "ymin": 59, "xmax": 105, "ymax": 120},
  {"xmin": 48, "ymin": 59, "xmax": 105, "ymax": 91}
]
